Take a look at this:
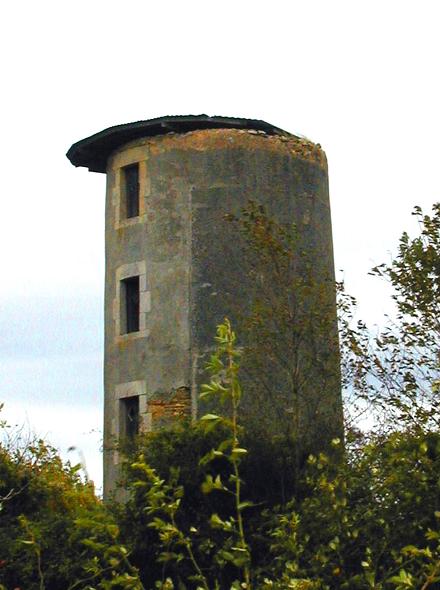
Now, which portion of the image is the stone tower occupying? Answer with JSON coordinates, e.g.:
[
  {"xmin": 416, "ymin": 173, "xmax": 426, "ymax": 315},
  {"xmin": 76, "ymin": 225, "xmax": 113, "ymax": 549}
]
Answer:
[{"xmin": 67, "ymin": 115, "xmax": 342, "ymax": 498}]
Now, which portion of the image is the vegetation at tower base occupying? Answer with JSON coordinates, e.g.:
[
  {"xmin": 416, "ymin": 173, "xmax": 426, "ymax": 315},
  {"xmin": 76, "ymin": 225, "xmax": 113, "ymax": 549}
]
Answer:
[
  {"xmin": 0, "ymin": 415, "xmax": 143, "ymax": 590},
  {"xmin": 113, "ymin": 203, "xmax": 440, "ymax": 589},
  {"xmin": 1, "ymin": 203, "xmax": 440, "ymax": 589}
]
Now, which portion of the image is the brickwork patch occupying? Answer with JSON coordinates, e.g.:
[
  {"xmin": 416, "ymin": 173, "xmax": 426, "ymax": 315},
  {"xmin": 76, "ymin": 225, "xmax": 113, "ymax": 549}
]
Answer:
[{"xmin": 147, "ymin": 387, "xmax": 191, "ymax": 429}]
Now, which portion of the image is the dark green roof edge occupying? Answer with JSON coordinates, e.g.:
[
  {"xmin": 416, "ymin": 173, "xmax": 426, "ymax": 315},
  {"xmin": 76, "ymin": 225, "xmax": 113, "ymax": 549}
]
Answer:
[{"xmin": 66, "ymin": 114, "xmax": 292, "ymax": 173}]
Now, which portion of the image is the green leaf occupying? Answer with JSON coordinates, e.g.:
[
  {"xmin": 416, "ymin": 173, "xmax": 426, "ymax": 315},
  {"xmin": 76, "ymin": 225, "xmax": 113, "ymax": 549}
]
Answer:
[
  {"xmin": 209, "ymin": 513, "xmax": 225, "ymax": 528},
  {"xmin": 200, "ymin": 414, "xmax": 221, "ymax": 421},
  {"xmin": 201, "ymin": 475, "xmax": 214, "ymax": 494},
  {"xmin": 238, "ymin": 501, "xmax": 254, "ymax": 511},
  {"xmin": 231, "ymin": 447, "xmax": 248, "ymax": 456}
]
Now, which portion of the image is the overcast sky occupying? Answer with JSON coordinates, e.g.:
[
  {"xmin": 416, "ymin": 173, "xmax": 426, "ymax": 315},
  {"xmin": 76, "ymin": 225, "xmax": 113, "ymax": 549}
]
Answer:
[{"xmin": 1, "ymin": 0, "xmax": 439, "ymax": 492}]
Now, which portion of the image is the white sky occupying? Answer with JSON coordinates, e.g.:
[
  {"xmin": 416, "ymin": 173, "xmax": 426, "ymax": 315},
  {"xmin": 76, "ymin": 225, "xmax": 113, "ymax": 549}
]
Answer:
[{"xmin": 1, "ymin": 0, "xmax": 439, "ymax": 493}]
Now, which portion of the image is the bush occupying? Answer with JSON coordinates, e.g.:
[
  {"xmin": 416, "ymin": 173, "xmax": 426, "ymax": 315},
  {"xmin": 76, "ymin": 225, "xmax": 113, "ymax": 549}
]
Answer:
[{"xmin": 0, "ymin": 419, "xmax": 143, "ymax": 590}]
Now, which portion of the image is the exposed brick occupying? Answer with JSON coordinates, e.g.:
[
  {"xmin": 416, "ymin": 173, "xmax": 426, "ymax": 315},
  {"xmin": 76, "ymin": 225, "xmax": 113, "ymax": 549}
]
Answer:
[{"xmin": 148, "ymin": 387, "xmax": 191, "ymax": 429}]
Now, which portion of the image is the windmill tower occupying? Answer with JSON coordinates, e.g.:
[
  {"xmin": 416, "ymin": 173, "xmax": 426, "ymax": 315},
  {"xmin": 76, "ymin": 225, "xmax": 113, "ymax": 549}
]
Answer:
[{"xmin": 67, "ymin": 115, "xmax": 342, "ymax": 498}]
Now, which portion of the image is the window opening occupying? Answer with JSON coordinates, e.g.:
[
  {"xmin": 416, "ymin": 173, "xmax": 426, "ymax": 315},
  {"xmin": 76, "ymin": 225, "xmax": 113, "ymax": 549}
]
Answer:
[
  {"xmin": 121, "ymin": 276, "xmax": 140, "ymax": 334},
  {"xmin": 123, "ymin": 163, "xmax": 139, "ymax": 218},
  {"xmin": 121, "ymin": 396, "xmax": 139, "ymax": 439}
]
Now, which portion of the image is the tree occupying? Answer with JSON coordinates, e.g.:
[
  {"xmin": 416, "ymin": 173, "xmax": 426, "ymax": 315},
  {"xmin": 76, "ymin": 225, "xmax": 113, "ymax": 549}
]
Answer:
[
  {"xmin": 340, "ymin": 203, "xmax": 440, "ymax": 433},
  {"xmin": 224, "ymin": 202, "xmax": 343, "ymax": 479}
]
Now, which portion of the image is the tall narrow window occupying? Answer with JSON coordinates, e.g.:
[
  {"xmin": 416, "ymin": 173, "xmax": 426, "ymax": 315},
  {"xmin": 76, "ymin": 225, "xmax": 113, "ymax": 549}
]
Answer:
[
  {"xmin": 123, "ymin": 163, "xmax": 139, "ymax": 218},
  {"xmin": 121, "ymin": 396, "xmax": 139, "ymax": 439},
  {"xmin": 121, "ymin": 276, "xmax": 140, "ymax": 333}
]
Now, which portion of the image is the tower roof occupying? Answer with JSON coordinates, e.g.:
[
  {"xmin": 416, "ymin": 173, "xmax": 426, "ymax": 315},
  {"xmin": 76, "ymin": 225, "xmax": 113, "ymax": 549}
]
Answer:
[{"xmin": 66, "ymin": 115, "xmax": 292, "ymax": 173}]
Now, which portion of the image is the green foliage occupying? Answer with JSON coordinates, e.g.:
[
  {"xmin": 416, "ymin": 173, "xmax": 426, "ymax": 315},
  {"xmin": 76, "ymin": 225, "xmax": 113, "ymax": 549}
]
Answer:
[
  {"xmin": 121, "ymin": 394, "xmax": 440, "ymax": 589},
  {"xmin": 3, "ymin": 202, "xmax": 440, "ymax": 590},
  {"xmin": 126, "ymin": 320, "xmax": 252, "ymax": 589},
  {"xmin": 343, "ymin": 204, "xmax": 440, "ymax": 433},
  {"xmin": 224, "ymin": 202, "xmax": 342, "ymax": 458},
  {"xmin": 265, "ymin": 429, "xmax": 440, "ymax": 589},
  {"xmin": 0, "ymin": 417, "xmax": 144, "ymax": 590},
  {"xmin": 117, "ymin": 203, "xmax": 440, "ymax": 589}
]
